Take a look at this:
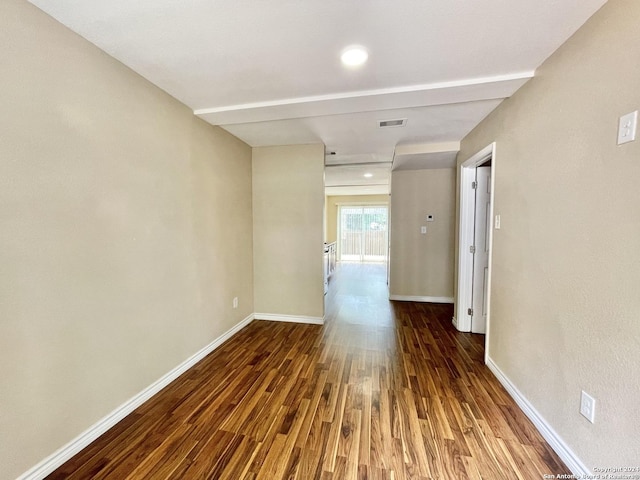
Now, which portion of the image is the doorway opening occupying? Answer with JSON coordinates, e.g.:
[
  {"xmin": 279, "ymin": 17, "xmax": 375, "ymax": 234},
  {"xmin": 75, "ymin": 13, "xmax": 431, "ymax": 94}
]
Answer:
[
  {"xmin": 455, "ymin": 143, "xmax": 496, "ymax": 362},
  {"xmin": 338, "ymin": 205, "xmax": 388, "ymax": 264}
]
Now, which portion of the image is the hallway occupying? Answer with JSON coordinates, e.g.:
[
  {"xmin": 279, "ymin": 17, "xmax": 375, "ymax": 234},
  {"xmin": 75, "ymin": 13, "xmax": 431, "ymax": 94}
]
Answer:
[
  {"xmin": 48, "ymin": 263, "xmax": 569, "ymax": 479},
  {"xmin": 326, "ymin": 262, "xmax": 393, "ymax": 326}
]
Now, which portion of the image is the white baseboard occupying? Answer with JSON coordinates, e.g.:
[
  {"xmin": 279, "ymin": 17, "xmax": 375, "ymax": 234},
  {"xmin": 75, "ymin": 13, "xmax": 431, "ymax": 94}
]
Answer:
[
  {"xmin": 389, "ymin": 295, "xmax": 454, "ymax": 304},
  {"xmin": 254, "ymin": 313, "xmax": 324, "ymax": 325},
  {"xmin": 17, "ymin": 313, "xmax": 255, "ymax": 480},
  {"xmin": 485, "ymin": 357, "xmax": 590, "ymax": 476}
]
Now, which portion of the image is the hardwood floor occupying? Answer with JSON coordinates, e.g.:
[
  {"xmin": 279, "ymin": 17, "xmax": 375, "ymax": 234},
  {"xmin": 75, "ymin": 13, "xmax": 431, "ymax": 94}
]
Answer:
[{"xmin": 47, "ymin": 263, "xmax": 569, "ymax": 479}]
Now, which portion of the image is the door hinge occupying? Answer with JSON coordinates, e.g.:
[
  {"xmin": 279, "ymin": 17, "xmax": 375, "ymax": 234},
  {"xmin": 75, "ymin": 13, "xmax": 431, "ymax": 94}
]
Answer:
[
  {"xmin": 467, "ymin": 308, "xmax": 473, "ymax": 316},
  {"xmin": 470, "ymin": 245, "xmax": 476, "ymax": 254},
  {"xmin": 471, "ymin": 181, "xmax": 477, "ymax": 189}
]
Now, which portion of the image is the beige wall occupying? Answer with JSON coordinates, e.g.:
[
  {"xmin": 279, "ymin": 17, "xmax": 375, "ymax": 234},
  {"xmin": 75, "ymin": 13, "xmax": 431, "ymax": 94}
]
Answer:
[
  {"xmin": 0, "ymin": 2, "xmax": 253, "ymax": 479},
  {"xmin": 458, "ymin": 0, "xmax": 640, "ymax": 468},
  {"xmin": 253, "ymin": 145, "xmax": 325, "ymax": 319},
  {"xmin": 389, "ymin": 169, "xmax": 456, "ymax": 299},
  {"xmin": 325, "ymin": 194, "xmax": 389, "ymax": 243}
]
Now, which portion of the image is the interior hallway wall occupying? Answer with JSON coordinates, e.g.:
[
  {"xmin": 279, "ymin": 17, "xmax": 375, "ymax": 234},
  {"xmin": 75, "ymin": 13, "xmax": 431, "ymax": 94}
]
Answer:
[
  {"xmin": 457, "ymin": 0, "xmax": 640, "ymax": 468},
  {"xmin": 389, "ymin": 169, "xmax": 456, "ymax": 299},
  {"xmin": 0, "ymin": 2, "xmax": 253, "ymax": 478},
  {"xmin": 253, "ymin": 145, "xmax": 325, "ymax": 320}
]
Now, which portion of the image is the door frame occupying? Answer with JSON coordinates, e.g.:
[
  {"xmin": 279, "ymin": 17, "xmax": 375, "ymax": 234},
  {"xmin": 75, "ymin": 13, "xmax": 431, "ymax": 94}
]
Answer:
[{"xmin": 455, "ymin": 143, "xmax": 496, "ymax": 360}]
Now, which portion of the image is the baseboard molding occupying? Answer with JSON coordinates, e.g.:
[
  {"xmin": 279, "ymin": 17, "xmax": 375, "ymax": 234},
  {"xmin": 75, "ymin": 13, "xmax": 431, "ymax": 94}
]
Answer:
[
  {"xmin": 17, "ymin": 313, "xmax": 255, "ymax": 480},
  {"xmin": 254, "ymin": 313, "xmax": 324, "ymax": 325},
  {"xmin": 389, "ymin": 295, "xmax": 454, "ymax": 304},
  {"xmin": 485, "ymin": 357, "xmax": 590, "ymax": 476}
]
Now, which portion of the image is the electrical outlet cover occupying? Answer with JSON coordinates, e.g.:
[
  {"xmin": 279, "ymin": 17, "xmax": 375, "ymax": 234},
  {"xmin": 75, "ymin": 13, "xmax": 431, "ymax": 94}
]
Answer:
[{"xmin": 618, "ymin": 110, "xmax": 638, "ymax": 145}]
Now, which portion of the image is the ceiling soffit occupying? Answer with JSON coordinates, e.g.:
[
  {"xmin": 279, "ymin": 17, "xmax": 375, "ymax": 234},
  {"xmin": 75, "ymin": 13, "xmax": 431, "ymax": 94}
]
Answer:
[{"xmin": 195, "ymin": 73, "xmax": 532, "ymax": 126}]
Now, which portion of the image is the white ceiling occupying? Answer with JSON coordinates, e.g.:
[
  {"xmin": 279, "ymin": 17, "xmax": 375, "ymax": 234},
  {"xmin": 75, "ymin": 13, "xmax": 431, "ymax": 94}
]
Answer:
[
  {"xmin": 325, "ymin": 163, "xmax": 391, "ymax": 197},
  {"xmin": 29, "ymin": 0, "xmax": 607, "ymax": 195}
]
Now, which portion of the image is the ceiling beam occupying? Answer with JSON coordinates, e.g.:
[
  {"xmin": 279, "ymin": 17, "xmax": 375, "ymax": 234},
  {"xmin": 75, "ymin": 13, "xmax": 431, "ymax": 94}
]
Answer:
[
  {"xmin": 392, "ymin": 141, "xmax": 461, "ymax": 171},
  {"xmin": 325, "ymin": 161, "xmax": 392, "ymax": 167},
  {"xmin": 394, "ymin": 141, "xmax": 460, "ymax": 156},
  {"xmin": 195, "ymin": 72, "xmax": 533, "ymax": 126}
]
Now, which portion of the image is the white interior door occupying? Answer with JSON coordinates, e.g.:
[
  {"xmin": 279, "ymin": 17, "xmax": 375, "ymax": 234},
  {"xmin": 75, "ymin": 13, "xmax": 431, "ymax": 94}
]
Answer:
[{"xmin": 471, "ymin": 166, "xmax": 491, "ymax": 334}]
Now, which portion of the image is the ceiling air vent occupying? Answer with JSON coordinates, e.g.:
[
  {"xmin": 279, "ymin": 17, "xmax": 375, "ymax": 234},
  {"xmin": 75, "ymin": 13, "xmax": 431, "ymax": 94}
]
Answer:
[{"xmin": 378, "ymin": 118, "xmax": 407, "ymax": 128}]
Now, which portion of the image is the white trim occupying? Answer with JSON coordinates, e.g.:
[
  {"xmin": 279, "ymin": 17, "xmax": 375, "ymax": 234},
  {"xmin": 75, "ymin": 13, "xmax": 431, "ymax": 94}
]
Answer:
[
  {"xmin": 389, "ymin": 295, "xmax": 454, "ymax": 304},
  {"xmin": 16, "ymin": 314, "xmax": 255, "ymax": 480},
  {"xmin": 254, "ymin": 313, "xmax": 324, "ymax": 325},
  {"xmin": 483, "ymin": 149, "xmax": 497, "ymax": 362},
  {"xmin": 460, "ymin": 142, "xmax": 494, "ymax": 166},
  {"xmin": 194, "ymin": 72, "xmax": 535, "ymax": 115},
  {"xmin": 486, "ymin": 357, "xmax": 590, "ymax": 477},
  {"xmin": 455, "ymin": 143, "xmax": 496, "ymax": 347},
  {"xmin": 334, "ymin": 201, "xmax": 389, "ymax": 206}
]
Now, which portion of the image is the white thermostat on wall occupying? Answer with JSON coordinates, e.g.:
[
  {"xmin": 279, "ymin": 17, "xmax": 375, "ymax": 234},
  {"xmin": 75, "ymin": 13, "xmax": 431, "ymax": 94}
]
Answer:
[{"xmin": 426, "ymin": 215, "xmax": 434, "ymax": 222}]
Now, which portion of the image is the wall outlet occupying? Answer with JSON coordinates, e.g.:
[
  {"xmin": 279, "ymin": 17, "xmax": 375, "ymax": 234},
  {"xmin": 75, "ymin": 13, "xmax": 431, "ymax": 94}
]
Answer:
[
  {"xmin": 617, "ymin": 110, "xmax": 638, "ymax": 145},
  {"xmin": 494, "ymin": 214, "xmax": 501, "ymax": 229},
  {"xmin": 580, "ymin": 390, "xmax": 596, "ymax": 423},
  {"xmin": 420, "ymin": 226, "xmax": 427, "ymax": 234},
  {"xmin": 233, "ymin": 297, "xmax": 238, "ymax": 309}
]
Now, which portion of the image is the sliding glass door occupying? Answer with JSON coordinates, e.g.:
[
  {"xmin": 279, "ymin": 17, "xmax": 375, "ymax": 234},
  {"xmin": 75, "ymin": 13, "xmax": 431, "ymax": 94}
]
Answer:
[{"xmin": 339, "ymin": 205, "xmax": 388, "ymax": 263}]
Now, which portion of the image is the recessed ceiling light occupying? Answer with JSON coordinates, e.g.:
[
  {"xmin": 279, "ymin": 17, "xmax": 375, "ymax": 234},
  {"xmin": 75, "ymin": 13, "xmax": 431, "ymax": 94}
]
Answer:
[
  {"xmin": 364, "ymin": 173, "xmax": 373, "ymax": 178},
  {"xmin": 341, "ymin": 46, "xmax": 368, "ymax": 67}
]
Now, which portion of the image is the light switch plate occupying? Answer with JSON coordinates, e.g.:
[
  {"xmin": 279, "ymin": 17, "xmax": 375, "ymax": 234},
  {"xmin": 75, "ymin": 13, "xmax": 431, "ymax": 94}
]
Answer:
[
  {"xmin": 617, "ymin": 110, "xmax": 638, "ymax": 145},
  {"xmin": 580, "ymin": 390, "xmax": 596, "ymax": 423}
]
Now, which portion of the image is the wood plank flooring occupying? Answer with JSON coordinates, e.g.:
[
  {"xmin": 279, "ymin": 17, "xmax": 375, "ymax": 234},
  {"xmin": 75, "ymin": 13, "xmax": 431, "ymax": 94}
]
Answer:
[{"xmin": 47, "ymin": 263, "xmax": 570, "ymax": 479}]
